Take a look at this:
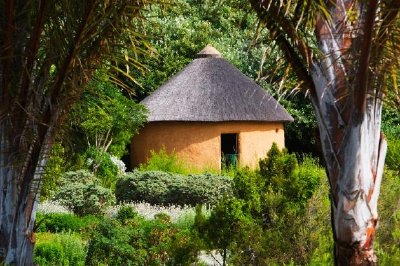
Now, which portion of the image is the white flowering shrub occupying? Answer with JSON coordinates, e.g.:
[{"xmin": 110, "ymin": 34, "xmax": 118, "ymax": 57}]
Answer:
[
  {"xmin": 110, "ymin": 155, "xmax": 126, "ymax": 175},
  {"xmin": 106, "ymin": 202, "xmax": 211, "ymax": 223},
  {"xmin": 37, "ymin": 201, "xmax": 71, "ymax": 214}
]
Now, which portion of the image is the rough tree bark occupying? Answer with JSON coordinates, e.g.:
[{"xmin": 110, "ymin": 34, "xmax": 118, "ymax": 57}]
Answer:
[
  {"xmin": 249, "ymin": 0, "xmax": 399, "ymax": 264},
  {"xmin": 0, "ymin": 117, "xmax": 56, "ymax": 264}
]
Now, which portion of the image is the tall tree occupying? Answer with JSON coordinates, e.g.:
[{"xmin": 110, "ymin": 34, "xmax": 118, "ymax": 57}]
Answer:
[
  {"xmin": 249, "ymin": 0, "xmax": 399, "ymax": 265},
  {"xmin": 0, "ymin": 1, "xmax": 155, "ymax": 264}
]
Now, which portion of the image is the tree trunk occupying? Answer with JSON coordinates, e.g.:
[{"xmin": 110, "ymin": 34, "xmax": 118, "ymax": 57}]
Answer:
[
  {"xmin": 311, "ymin": 64, "xmax": 387, "ymax": 265},
  {"xmin": 248, "ymin": 0, "xmax": 397, "ymax": 264},
  {"xmin": 0, "ymin": 121, "xmax": 49, "ymax": 265},
  {"xmin": 0, "ymin": 1, "xmax": 150, "ymax": 263},
  {"xmin": 0, "ymin": 170, "xmax": 37, "ymax": 265}
]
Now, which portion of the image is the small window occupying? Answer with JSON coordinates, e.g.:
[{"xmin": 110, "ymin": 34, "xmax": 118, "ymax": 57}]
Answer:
[{"xmin": 221, "ymin": 133, "xmax": 238, "ymax": 169}]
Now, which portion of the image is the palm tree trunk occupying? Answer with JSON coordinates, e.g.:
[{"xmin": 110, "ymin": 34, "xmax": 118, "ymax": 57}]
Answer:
[
  {"xmin": 0, "ymin": 121, "xmax": 46, "ymax": 265},
  {"xmin": 247, "ymin": 0, "xmax": 397, "ymax": 264},
  {"xmin": 0, "ymin": 170, "xmax": 37, "ymax": 265},
  {"xmin": 329, "ymin": 126, "xmax": 385, "ymax": 265},
  {"xmin": 311, "ymin": 65, "xmax": 387, "ymax": 265}
]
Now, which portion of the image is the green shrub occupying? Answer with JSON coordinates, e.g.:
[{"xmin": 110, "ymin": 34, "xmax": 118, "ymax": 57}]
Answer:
[
  {"xmin": 302, "ymin": 179, "xmax": 333, "ymax": 265},
  {"xmin": 53, "ymin": 170, "xmax": 115, "ymax": 216},
  {"xmin": 382, "ymin": 104, "xmax": 400, "ymax": 139},
  {"xmin": 233, "ymin": 168, "xmax": 263, "ymax": 215},
  {"xmin": 308, "ymin": 236, "xmax": 334, "ymax": 266},
  {"xmin": 85, "ymin": 219, "xmax": 143, "ymax": 265},
  {"xmin": 386, "ymin": 138, "xmax": 400, "ymax": 172},
  {"xmin": 259, "ymin": 145, "xmax": 323, "ymax": 208},
  {"xmin": 139, "ymin": 147, "xmax": 191, "ymax": 174},
  {"xmin": 34, "ymin": 232, "xmax": 86, "ymax": 266},
  {"xmin": 84, "ymin": 147, "xmax": 119, "ymax": 189},
  {"xmin": 194, "ymin": 145, "xmax": 328, "ymax": 265},
  {"xmin": 293, "ymin": 155, "xmax": 325, "ymax": 202},
  {"xmin": 85, "ymin": 216, "xmax": 200, "ymax": 265},
  {"xmin": 36, "ymin": 213, "xmax": 99, "ymax": 234},
  {"xmin": 259, "ymin": 154, "xmax": 327, "ymax": 264},
  {"xmin": 115, "ymin": 170, "xmax": 232, "ymax": 206},
  {"xmin": 259, "ymin": 143, "xmax": 298, "ymax": 188},
  {"xmin": 196, "ymin": 196, "xmax": 261, "ymax": 265},
  {"xmin": 40, "ymin": 143, "xmax": 65, "ymax": 201},
  {"xmin": 116, "ymin": 205, "xmax": 138, "ymax": 223}
]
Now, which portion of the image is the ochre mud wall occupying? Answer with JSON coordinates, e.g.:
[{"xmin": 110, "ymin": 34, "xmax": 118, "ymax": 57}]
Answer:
[{"xmin": 131, "ymin": 121, "xmax": 285, "ymax": 170}]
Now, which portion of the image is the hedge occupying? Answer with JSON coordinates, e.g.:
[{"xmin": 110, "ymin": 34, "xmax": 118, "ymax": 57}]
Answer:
[
  {"xmin": 115, "ymin": 170, "xmax": 232, "ymax": 206},
  {"xmin": 36, "ymin": 212, "xmax": 100, "ymax": 234},
  {"xmin": 53, "ymin": 170, "xmax": 115, "ymax": 216}
]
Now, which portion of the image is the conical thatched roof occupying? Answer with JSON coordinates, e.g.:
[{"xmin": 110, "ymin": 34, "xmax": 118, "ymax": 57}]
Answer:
[{"xmin": 142, "ymin": 46, "xmax": 293, "ymax": 122}]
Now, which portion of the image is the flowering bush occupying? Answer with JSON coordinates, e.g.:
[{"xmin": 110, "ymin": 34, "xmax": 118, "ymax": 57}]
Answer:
[
  {"xmin": 106, "ymin": 202, "xmax": 211, "ymax": 223},
  {"xmin": 110, "ymin": 155, "xmax": 126, "ymax": 175},
  {"xmin": 37, "ymin": 201, "xmax": 71, "ymax": 214}
]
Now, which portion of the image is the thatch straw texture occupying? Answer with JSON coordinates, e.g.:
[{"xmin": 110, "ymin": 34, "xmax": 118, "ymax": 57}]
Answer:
[{"xmin": 142, "ymin": 47, "xmax": 293, "ymax": 122}]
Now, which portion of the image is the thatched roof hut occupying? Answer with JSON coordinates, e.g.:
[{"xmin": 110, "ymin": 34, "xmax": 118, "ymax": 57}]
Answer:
[
  {"xmin": 142, "ymin": 45, "xmax": 293, "ymax": 122},
  {"xmin": 132, "ymin": 45, "xmax": 293, "ymax": 170}
]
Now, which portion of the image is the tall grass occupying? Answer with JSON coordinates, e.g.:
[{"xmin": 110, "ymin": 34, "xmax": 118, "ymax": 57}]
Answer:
[
  {"xmin": 386, "ymin": 138, "xmax": 400, "ymax": 173},
  {"xmin": 138, "ymin": 147, "xmax": 246, "ymax": 177},
  {"xmin": 34, "ymin": 232, "xmax": 86, "ymax": 266}
]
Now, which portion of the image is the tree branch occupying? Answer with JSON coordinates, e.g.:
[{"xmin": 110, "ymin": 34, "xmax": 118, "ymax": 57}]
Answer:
[
  {"xmin": 16, "ymin": 0, "xmax": 49, "ymax": 114},
  {"xmin": 354, "ymin": 0, "xmax": 378, "ymax": 118},
  {"xmin": 47, "ymin": 1, "xmax": 96, "ymax": 107}
]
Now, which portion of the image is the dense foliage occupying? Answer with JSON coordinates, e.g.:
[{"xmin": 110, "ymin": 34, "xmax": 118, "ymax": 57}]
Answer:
[
  {"xmin": 138, "ymin": 148, "xmax": 191, "ymax": 174},
  {"xmin": 34, "ymin": 233, "xmax": 87, "ymax": 266},
  {"xmin": 132, "ymin": 0, "xmax": 267, "ymax": 100},
  {"xmin": 53, "ymin": 170, "xmax": 115, "ymax": 216},
  {"xmin": 195, "ymin": 145, "xmax": 327, "ymax": 265},
  {"xmin": 32, "ymin": 0, "xmax": 399, "ymax": 264},
  {"xmin": 85, "ymin": 211, "xmax": 200, "ymax": 265},
  {"xmin": 67, "ymin": 80, "xmax": 148, "ymax": 158},
  {"xmin": 35, "ymin": 143, "xmax": 400, "ymax": 264},
  {"xmin": 36, "ymin": 213, "xmax": 99, "ymax": 234},
  {"xmin": 115, "ymin": 170, "xmax": 233, "ymax": 206},
  {"xmin": 382, "ymin": 96, "xmax": 400, "ymax": 174},
  {"xmin": 42, "ymin": 80, "xmax": 146, "ymax": 199},
  {"xmin": 386, "ymin": 138, "xmax": 400, "ymax": 173}
]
